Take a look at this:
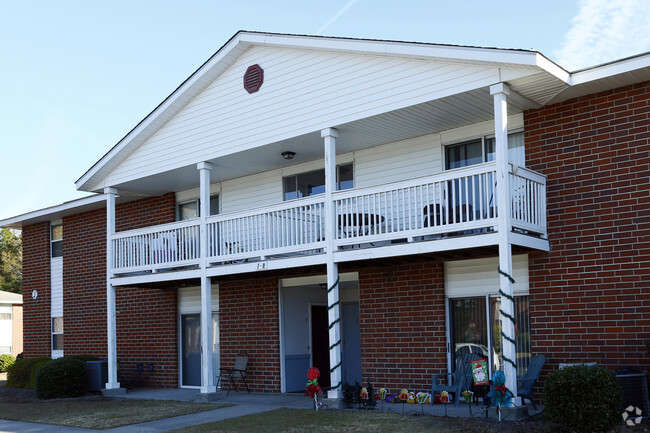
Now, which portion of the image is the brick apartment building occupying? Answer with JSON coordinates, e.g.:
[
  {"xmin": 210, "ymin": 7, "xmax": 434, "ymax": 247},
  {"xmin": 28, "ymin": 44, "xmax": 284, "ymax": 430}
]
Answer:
[{"xmin": 1, "ymin": 32, "xmax": 648, "ymax": 401}]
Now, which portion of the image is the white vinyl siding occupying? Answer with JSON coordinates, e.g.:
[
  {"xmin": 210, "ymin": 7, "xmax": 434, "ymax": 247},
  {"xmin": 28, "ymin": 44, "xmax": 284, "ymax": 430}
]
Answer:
[
  {"xmin": 104, "ymin": 46, "xmax": 509, "ymax": 187},
  {"xmin": 51, "ymin": 257, "xmax": 63, "ymax": 317},
  {"xmin": 445, "ymin": 255, "xmax": 529, "ymax": 298},
  {"xmin": 355, "ymin": 133, "xmax": 442, "ymax": 187},
  {"xmin": 221, "ymin": 170, "xmax": 281, "ymax": 213},
  {"xmin": 178, "ymin": 286, "xmax": 219, "ymax": 314},
  {"xmin": 172, "ymin": 116, "xmax": 525, "ymax": 215}
]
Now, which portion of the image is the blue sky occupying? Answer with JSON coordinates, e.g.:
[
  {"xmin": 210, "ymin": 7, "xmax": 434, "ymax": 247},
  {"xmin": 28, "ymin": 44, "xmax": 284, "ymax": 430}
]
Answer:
[{"xmin": 1, "ymin": 0, "xmax": 649, "ymax": 220}]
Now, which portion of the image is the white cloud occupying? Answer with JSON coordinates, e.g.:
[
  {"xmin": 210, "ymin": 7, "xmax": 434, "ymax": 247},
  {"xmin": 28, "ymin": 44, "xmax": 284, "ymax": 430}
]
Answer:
[{"xmin": 554, "ymin": 0, "xmax": 650, "ymax": 70}]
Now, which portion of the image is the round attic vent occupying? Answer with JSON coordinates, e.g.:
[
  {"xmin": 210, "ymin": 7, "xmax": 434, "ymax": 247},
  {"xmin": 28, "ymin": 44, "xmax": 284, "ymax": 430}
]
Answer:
[{"xmin": 243, "ymin": 64, "xmax": 264, "ymax": 94}]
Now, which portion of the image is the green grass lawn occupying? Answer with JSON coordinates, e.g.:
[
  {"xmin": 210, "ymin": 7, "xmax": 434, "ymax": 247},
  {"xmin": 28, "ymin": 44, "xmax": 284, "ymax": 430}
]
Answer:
[
  {"xmin": 0, "ymin": 399, "xmax": 230, "ymax": 430},
  {"xmin": 167, "ymin": 408, "xmax": 464, "ymax": 433}
]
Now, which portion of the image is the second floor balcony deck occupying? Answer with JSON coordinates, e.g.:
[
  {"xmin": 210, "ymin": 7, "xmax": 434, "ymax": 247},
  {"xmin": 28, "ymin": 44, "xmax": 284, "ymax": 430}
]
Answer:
[{"xmin": 110, "ymin": 162, "xmax": 547, "ymax": 284}]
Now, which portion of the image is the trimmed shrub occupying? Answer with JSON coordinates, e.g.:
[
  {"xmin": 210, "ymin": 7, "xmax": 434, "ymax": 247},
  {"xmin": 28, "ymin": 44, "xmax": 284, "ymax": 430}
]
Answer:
[
  {"xmin": 64, "ymin": 354, "xmax": 100, "ymax": 362},
  {"xmin": 6, "ymin": 357, "xmax": 51, "ymax": 388},
  {"xmin": 543, "ymin": 364, "xmax": 623, "ymax": 433},
  {"xmin": 0, "ymin": 353, "xmax": 15, "ymax": 372},
  {"xmin": 27, "ymin": 359, "xmax": 53, "ymax": 388},
  {"xmin": 35, "ymin": 357, "xmax": 87, "ymax": 399}
]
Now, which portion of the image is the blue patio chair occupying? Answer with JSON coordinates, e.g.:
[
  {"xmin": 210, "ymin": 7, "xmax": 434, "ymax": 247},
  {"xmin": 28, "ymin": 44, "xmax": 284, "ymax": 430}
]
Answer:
[
  {"xmin": 517, "ymin": 354, "xmax": 546, "ymax": 409},
  {"xmin": 432, "ymin": 352, "xmax": 482, "ymax": 407}
]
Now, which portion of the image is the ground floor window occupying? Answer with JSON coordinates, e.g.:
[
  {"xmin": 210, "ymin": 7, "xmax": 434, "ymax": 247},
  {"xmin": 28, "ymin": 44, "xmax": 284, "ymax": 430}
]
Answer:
[
  {"xmin": 449, "ymin": 295, "xmax": 530, "ymax": 376},
  {"xmin": 52, "ymin": 317, "xmax": 64, "ymax": 350}
]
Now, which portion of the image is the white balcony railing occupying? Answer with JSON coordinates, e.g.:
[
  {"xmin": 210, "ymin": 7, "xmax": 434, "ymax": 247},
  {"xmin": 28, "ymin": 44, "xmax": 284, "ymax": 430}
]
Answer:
[{"xmin": 110, "ymin": 162, "xmax": 546, "ymax": 275}]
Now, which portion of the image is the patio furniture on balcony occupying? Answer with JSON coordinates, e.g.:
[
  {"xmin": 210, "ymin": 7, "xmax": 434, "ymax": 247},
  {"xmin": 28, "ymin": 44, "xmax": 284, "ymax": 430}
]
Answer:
[{"xmin": 338, "ymin": 213, "xmax": 385, "ymax": 237}]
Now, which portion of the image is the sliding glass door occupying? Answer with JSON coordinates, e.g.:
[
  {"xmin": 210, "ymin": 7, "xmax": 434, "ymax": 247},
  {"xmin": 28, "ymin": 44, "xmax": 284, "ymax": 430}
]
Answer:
[{"xmin": 449, "ymin": 295, "xmax": 530, "ymax": 375}]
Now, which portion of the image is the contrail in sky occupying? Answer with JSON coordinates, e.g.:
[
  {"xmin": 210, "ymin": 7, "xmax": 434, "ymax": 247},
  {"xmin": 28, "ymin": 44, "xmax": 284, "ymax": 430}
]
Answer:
[{"xmin": 315, "ymin": 0, "xmax": 359, "ymax": 35}]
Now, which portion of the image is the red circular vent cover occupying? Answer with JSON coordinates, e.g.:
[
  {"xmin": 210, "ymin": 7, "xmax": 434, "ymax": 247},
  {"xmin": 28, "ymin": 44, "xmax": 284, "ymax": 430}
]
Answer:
[{"xmin": 243, "ymin": 64, "xmax": 264, "ymax": 94}]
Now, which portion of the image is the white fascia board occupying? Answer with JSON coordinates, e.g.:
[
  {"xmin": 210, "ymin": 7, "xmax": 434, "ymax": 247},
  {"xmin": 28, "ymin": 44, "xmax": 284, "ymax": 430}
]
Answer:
[
  {"xmin": 535, "ymin": 53, "xmax": 571, "ymax": 83},
  {"xmin": 248, "ymin": 32, "xmax": 545, "ymax": 67},
  {"xmin": 76, "ymin": 34, "xmax": 254, "ymax": 193},
  {"xmin": 0, "ymin": 194, "xmax": 106, "ymax": 230},
  {"xmin": 569, "ymin": 52, "xmax": 650, "ymax": 85}
]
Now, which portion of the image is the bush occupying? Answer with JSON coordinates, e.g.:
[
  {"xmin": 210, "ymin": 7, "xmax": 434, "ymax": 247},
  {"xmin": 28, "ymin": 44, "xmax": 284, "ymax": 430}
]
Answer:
[
  {"xmin": 543, "ymin": 364, "xmax": 623, "ymax": 433},
  {"xmin": 27, "ymin": 359, "xmax": 53, "ymax": 388},
  {"xmin": 0, "ymin": 353, "xmax": 15, "ymax": 372},
  {"xmin": 35, "ymin": 357, "xmax": 87, "ymax": 399},
  {"xmin": 64, "ymin": 354, "xmax": 100, "ymax": 362},
  {"xmin": 6, "ymin": 357, "xmax": 51, "ymax": 388}
]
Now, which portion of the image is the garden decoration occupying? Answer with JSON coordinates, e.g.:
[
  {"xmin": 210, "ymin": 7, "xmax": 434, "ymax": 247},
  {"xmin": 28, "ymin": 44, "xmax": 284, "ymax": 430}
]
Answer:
[
  {"xmin": 416, "ymin": 392, "xmax": 431, "ymax": 414},
  {"xmin": 360, "ymin": 386, "xmax": 368, "ymax": 402},
  {"xmin": 486, "ymin": 370, "xmax": 514, "ymax": 421},
  {"xmin": 305, "ymin": 367, "xmax": 323, "ymax": 411},
  {"xmin": 440, "ymin": 390, "xmax": 451, "ymax": 417},
  {"xmin": 462, "ymin": 390, "xmax": 474, "ymax": 416},
  {"xmin": 377, "ymin": 388, "xmax": 385, "ymax": 411},
  {"xmin": 407, "ymin": 391, "xmax": 416, "ymax": 404},
  {"xmin": 398, "ymin": 389, "xmax": 409, "ymax": 413}
]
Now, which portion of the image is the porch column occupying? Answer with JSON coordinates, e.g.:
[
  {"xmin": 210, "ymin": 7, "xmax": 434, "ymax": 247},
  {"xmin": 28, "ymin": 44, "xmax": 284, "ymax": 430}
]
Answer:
[
  {"xmin": 104, "ymin": 187, "xmax": 120, "ymax": 390},
  {"xmin": 322, "ymin": 127, "xmax": 342, "ymax": 399},
  {"xmin": 490, "ymin": 83, "xmax": 518, "ymax": 398},
  {"xmin": 198, "ymin": 162, "xmax": 216, "ymax": 394}
]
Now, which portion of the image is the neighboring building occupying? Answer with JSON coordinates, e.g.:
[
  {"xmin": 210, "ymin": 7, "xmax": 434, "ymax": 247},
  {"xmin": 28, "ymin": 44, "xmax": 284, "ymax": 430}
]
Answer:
[
  {"xmin": 0, "ymin": 290, "xmax": 23, "ymax": 357},
  {"xmin": 1, "ymin": 32, "xmax": 648, "ymax": 400}
]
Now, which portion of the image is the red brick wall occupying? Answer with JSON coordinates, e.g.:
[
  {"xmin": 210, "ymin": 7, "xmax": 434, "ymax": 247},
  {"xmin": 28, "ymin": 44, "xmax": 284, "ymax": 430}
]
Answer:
[
  {"xmin": 219, "ymin": 276, "xmax": 281, "ymax": 392},
  {"xmin": 61, "ymin": 192, "xmax": 177, "ymax": 387},
  {"xmin": 359, "ymin": 261, "xmax": 447, "ymax": 391},
  {"xmin": 21, "ymin": 222, "xmax": 51, "ymax": 357},
  {"xmin": 525, "ymin": 81, "xmax": 650, "ymax": 371},
  {"xmin": 20, "ymin": 193, "xmax": 178, "ymax": 386}
]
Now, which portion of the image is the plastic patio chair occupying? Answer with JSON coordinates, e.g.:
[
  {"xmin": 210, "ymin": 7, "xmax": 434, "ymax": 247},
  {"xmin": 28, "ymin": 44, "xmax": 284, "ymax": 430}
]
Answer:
[
  {"xmin": 517, "ymin": 354, "xmax": 546, "ymax": 409},
  {"xmin": 431, "ymin": 352, "xmax": 482, "ymax": 407}
]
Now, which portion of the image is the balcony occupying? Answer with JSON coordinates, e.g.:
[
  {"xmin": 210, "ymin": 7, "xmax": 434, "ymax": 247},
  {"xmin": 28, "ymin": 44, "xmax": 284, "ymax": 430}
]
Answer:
[{"xmin": 110, "ymin": 162, "xmax": 546, "ymax": 281}]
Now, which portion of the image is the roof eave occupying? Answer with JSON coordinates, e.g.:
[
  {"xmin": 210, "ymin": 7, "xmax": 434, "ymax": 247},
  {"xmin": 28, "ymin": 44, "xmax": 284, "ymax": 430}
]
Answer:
[{"xmin": 74, "ymin": 31, "xmax": 570, "ymax": 193}]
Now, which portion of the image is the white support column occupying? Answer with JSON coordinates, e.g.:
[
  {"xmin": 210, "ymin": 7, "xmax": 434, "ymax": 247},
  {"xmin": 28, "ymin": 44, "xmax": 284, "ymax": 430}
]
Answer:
[
  {"xmin": 104, "ymin": 187, "xmax": 120, "ymax": 390},
  {"xmin": 490, "ymin": 83, "xmax": 518, "ymax": 399},
  {"xmin": 322, "ymin": 127, "xmax": 342, "ymax": 399},
  {"xmin": 197, "ymin": 162, "xmax": 216, "ymax": 394}
]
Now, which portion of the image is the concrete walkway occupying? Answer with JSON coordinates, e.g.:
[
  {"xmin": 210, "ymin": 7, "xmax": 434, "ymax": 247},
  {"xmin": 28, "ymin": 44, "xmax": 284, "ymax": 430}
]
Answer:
[{"xmin": 0, "ymin": 388, "xmax": 541, "ymax": 433}]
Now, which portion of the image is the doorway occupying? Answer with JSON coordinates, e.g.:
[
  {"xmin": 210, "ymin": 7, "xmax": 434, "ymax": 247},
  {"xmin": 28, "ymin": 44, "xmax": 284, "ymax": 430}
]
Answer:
[
  {"xmin": 310, "ymin": 305, "xmax": 331, "ymax": 388},
  {"xmin": 181, "ymin": 314, "xmax": 201, "ymax": 387},
  {"xmin": 180, "ymin": 313, "xmax": 219, "ymax": 388}
]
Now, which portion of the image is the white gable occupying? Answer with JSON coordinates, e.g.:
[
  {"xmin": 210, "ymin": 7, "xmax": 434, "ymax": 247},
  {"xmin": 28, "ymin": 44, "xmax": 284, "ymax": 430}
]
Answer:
[{"xmin": 103, "ymin": 44, "xmax": 539, "ymax": 189}]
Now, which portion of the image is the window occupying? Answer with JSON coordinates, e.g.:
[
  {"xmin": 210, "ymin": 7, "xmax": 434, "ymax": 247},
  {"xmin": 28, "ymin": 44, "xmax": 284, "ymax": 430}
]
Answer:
[
  {"xmin": 283, "ymin": 163, "xmax": 354, "ymax": 201},
  {"xmin": 444, "ymin": 132, "xmax": 525, "ymax": 170},
  {"xmin": 52, "ymin": 317, "xmax": 63, "ymax": 351},
  {"xmin": 51, "ymin": 223, "xmax": 63, "ymax": 258},
  {"xmin": 177, "ymin": 195, "xmax": 220, "ymax": 221}
]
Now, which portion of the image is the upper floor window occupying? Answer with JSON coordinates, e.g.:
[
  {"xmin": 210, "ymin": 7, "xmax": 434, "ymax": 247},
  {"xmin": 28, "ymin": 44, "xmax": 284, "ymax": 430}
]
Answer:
[
  {"xmin": 177, "ymin": 195, "xmax": 220, "ymax": 221},
  {"xmin": 444, "ymin": 132, "xmax": 525, "ymax": 170},
  {"xmin": 51, "ymin": 223, "xmax": 63, "ymax": 258},
  {"xmin": 283, "ymin": 163, "xmax": 354, "ymax": 201}
]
